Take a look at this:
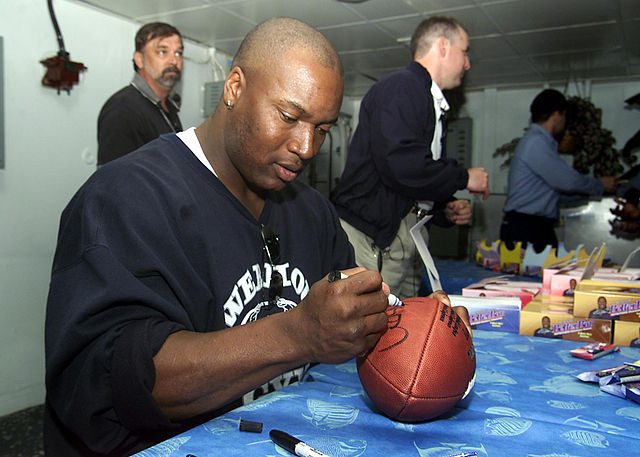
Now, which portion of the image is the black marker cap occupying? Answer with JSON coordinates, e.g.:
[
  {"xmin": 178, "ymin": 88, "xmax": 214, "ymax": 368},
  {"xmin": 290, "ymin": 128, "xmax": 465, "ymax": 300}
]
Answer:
[{"xmin": 239, "ymin": 419, "xmax": 263, "ymax": 433}]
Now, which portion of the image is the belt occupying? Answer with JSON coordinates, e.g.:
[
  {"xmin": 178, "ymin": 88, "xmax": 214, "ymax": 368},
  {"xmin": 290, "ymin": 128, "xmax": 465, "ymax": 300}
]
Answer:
[{"xmin": 411, "ymin": 204, "xmax": 430, "ymax": 220}]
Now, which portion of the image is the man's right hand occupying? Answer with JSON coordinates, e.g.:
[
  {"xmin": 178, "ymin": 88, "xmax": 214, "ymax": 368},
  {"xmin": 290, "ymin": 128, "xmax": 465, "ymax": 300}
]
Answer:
[
  {"xmin": 467, "ymin": 167, "xmax": 490, "ymax": 199},
  {"xmin": 292, "ymin": 269, "xmax": 389, "ymax": 364}
]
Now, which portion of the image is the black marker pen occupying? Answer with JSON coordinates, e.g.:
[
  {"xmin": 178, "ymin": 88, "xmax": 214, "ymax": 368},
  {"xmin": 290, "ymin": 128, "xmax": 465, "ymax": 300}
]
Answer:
[{"xmin": 269, "ymin": 429, "xmax": 328, "ymax": 457}]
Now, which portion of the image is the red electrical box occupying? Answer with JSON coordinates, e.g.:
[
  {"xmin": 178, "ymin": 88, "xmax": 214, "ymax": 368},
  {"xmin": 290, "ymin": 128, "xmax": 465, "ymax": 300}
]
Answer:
[{"xmin": 40, "ymin": 52, "xmax": 87, "ymax": 94}]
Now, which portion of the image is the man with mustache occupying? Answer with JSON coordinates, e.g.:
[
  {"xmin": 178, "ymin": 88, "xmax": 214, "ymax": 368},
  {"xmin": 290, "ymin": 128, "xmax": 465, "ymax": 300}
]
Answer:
[{"xmin": 97, "ymin": 22, "xmax": 184, "ymax": 165}]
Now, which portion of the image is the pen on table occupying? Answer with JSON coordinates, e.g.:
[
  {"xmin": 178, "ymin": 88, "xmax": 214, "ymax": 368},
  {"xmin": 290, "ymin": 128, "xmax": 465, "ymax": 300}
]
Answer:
[
  {"xmin": 269, "ymin": 429, "xmax": 328, "ymax": 457},
  {"xmin": 327, "ymin": 270, "xmax": 403, "ymax": 306}
]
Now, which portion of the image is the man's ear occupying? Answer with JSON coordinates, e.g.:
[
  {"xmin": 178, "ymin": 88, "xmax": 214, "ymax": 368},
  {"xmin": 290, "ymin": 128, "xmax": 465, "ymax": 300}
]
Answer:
[
  {"xmin": 438, "ymin": 37, "xmax": 448, "ymax": 58},
  {"xmin": 224, "ymin": 65, "xmax": 245, "ymax": 105},
  {"xmin": 133, "ymin": 51, "xmax": 144, "ymax": 71}
]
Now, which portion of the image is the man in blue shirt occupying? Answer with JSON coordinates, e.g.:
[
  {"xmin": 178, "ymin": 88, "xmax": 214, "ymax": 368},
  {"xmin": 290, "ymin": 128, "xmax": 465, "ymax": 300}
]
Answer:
[{"xmin": 500, "ymin": 89, "xmax": 616, "ymax": 252}]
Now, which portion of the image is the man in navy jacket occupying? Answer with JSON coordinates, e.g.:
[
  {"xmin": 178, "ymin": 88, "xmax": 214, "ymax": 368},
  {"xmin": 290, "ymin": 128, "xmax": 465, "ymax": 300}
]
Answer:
[{"xmin": 331, "ymin": 16, "xmax": 489, "ymax": 298}]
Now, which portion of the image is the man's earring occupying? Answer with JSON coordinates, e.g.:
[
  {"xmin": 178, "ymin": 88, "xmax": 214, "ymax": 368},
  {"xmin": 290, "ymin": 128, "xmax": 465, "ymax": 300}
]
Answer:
[{"xmin": 225, "ymin": 100, "xmax": 233, "ymax": 110}]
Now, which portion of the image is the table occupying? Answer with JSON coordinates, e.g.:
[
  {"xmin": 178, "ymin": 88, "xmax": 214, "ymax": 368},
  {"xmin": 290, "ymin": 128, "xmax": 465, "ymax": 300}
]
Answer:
[{"xmin": 134, "ymin": 330, "xmax": 640, "ymax": 457}]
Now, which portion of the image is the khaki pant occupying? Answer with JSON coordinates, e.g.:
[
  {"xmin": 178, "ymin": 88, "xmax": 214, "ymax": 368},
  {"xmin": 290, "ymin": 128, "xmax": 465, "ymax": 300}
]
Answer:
[{"xmin": 340, "ymin": 214, "xmax": 427, "ymax": 299}]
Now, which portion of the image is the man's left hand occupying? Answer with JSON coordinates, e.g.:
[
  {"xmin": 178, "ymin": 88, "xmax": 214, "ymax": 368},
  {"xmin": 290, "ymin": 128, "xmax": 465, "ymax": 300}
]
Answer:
[{"xmin": 429, "ymin": 290, "xmax": 472, "ymax": 334}]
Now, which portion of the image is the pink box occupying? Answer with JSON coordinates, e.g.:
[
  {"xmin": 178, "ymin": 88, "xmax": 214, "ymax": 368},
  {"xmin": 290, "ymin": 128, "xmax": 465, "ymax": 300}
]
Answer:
[
  {"xmin": 549, "ymin": 271, "xmax": 582, "ymax": 297},
  {"xmin": 542, "ymin": 268, "xmax": 560, "ymax": 295},
  {"xmin": 549, "ymin": 269, "xmax": 640, "ymax": 296},
  {"xmin": 463, "ymin": 276, "xmax": 541, "ymax": 306}
]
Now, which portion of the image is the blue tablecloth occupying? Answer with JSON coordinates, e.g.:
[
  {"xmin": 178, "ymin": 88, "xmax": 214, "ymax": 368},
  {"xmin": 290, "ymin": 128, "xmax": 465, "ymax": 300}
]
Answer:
[{"xmin": 135, "ymin": 330, "xmax": 640, "ymax": 457}]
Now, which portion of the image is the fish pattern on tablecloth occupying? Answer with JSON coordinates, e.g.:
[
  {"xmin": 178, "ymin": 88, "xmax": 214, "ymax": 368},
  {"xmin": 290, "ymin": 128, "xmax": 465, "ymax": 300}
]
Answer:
[{"xmin": 134, "ymin": 329, "xmax": 640, "ymax": 456}]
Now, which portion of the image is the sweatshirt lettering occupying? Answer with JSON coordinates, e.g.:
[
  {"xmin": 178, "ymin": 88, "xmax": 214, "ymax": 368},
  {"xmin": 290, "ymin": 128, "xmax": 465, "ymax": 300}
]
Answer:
[{"xmin": 224, "ymin": 262, "xmax": 309, "ymax": 327}]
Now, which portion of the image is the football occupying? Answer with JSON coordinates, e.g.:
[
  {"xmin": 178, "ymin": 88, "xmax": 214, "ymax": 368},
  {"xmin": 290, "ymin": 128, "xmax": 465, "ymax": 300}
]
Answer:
[{"xmin": 357, "ymin": 296, "xmax": 476, "ymax": 422}]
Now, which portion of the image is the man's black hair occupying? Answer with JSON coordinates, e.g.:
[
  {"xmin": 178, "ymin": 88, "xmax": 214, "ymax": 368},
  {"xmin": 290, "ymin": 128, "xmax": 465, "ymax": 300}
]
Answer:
[{"xmin": 530, "ymin": 88, "xmax": 567, "ymax": 123}]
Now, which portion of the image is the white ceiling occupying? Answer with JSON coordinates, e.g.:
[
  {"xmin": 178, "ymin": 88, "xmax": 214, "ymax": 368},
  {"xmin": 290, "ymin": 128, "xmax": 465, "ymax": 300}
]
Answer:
[{"xmin": 79, "ymin": 0, "xmax": 640, "ymax": 97}]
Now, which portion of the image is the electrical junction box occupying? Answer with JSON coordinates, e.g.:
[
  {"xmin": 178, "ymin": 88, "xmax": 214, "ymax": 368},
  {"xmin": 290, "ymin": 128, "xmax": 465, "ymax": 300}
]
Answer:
[
  {"xmin": 203, "ymin": 81, "xmax": 225, "ymax": 117},
  {"xmin": 446, "ymin": 117, "xmax": 472, "ymax": 167}
]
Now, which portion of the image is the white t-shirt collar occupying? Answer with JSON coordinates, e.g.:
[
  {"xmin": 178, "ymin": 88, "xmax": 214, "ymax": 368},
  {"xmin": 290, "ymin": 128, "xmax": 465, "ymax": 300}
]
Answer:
[{"xmin": 176, "ymin": 127, "xmax": 218, "ymax": 177}]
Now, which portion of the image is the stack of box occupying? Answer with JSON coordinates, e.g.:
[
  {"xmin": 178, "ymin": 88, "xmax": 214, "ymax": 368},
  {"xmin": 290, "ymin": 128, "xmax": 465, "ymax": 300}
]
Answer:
[
  {"xmin": 573, "ymin": 279, "xmax": 640, "ymax": 348},
  {"xmin": 451, "ymin": 245, "xmax": 639, "ymax": 343},
  {"xmin": 451, "ymin": 276, "xmax": 542, "ymax": 334},
  {"xmin": 520, "ymin": 246, "xmax": 640, "ymax": 345},
  {"xmin": 519, "ymin": 300, "xmax": 613, "ymax": 344}
]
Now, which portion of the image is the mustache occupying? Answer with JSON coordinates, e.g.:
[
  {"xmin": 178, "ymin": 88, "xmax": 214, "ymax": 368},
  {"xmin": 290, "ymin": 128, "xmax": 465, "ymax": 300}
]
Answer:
[{"xmin": 162, "ymin": 66, "xmax": 181, "ymax": 77}]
